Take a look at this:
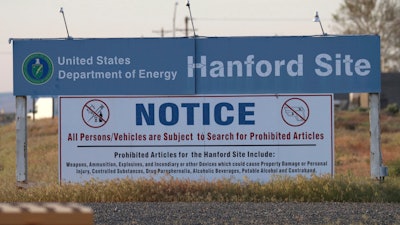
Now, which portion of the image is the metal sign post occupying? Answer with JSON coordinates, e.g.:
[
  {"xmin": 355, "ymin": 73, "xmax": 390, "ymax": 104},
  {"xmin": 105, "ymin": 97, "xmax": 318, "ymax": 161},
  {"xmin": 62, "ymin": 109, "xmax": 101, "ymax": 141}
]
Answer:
[
  {"xmin": 369, "ymin": 93, "xmax": 387, "ymax": 180},
  {"xmin": 16, "ymin": 96, "xmax": 27, "ymax": 186}
]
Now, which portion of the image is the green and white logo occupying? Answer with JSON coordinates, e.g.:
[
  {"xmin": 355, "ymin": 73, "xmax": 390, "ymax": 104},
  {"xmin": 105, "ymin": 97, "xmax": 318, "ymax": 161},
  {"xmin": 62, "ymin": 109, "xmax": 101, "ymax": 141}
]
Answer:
[{"xmin": 22, "ymin": 53, "xmax": 53, "ymax": 85}]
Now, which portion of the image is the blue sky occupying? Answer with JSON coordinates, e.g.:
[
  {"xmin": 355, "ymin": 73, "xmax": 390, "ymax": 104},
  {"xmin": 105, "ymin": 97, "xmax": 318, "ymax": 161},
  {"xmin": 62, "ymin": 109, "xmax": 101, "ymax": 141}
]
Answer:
[{"xmin": 0, "ymin": 0, "xmax": 342, "ymax": 93}]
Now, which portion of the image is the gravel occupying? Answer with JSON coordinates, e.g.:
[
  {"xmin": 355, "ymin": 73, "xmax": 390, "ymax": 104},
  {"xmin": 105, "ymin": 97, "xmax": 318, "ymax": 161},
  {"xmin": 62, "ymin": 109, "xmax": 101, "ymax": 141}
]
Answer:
[{"xmin": 86, "ymin": 202, "xmax": 400, "ymax": 225}]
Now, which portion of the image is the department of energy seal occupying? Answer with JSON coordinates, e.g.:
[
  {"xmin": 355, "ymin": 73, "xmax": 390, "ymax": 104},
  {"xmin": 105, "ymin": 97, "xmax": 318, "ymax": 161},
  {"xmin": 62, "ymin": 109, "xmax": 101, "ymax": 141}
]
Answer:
[{"xmin": 22, "ymin": 52, "xmax": 54, "ymax": 85}]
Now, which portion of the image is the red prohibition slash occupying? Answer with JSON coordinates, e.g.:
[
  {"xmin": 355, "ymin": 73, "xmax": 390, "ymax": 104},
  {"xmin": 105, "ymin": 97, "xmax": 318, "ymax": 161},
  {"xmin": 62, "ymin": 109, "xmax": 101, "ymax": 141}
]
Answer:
[
  {"xmin": 281, "ymin": 98, "xmax": 310, "ymax": 127},
  {"xmin": 82, "ymin": 99, "xmax": 110, "ymax": 128}
]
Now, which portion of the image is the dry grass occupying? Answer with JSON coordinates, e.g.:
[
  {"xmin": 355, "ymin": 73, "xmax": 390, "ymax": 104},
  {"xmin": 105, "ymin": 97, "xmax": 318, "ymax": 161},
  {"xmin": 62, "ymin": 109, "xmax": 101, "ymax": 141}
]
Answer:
[
  {"xmin": 0, "ymin": 110, "xmax": 400, "ymax": 202},
  {"xmin": 1, "ymin": 175, "xmax": 400, "ymax": 203},
  {"xmin": 334, "ymin": 110, "xmax": 400, "ymax": 176}
]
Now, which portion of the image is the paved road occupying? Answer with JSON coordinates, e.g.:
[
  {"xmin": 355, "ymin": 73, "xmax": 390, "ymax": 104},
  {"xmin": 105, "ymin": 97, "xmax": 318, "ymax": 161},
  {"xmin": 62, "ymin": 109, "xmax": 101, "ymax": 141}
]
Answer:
[{"xmin": 86, "ymin": 202, "xmax": 400, "ymax": 225}]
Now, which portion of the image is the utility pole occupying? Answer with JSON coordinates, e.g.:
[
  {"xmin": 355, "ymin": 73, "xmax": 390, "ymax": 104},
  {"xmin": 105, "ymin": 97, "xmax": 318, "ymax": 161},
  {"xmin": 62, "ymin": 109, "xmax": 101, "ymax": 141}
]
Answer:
[
  {"xmin": 160, "ymin": 16, "xmax": 196, "ymax": 38},
  {"xmin": 174, "ymin": 16, "xmax": 196, "ymax": 37},
  {"xmin": 152, "ymin": 27, "xmax": 173, "ymax": 38},
  {"xmin": 185, "ymin": 16, "xmax": 189, "ymax": 37}
]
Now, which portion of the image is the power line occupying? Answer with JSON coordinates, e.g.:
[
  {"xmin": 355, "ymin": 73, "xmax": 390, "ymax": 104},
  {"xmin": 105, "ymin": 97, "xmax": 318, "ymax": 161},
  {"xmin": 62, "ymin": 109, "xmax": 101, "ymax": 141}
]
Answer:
[{"xmin": 196, "ymin": 17, "xmax": 332, "ymax": 22}]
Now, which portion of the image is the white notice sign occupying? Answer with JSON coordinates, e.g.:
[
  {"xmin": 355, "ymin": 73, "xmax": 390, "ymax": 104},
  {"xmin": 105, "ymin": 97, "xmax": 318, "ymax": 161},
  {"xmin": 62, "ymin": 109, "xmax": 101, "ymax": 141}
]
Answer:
[{"xmin": 59, "ymin": 94, "xmax": 334, "ymax": 183}]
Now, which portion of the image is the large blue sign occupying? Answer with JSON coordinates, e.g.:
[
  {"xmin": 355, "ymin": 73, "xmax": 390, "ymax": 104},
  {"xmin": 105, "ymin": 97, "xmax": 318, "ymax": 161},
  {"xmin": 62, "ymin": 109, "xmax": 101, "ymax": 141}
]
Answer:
[
  {"xmin": 14, "ymin": 38, "xmax": 195, "ymax": 96},
  {"xmin": 13, "ymin": 36, "xmax": 380, "ymax": 96},
  {"xmin": 193, "ymin": 36, "xmax": 380, "ymax": 94}
]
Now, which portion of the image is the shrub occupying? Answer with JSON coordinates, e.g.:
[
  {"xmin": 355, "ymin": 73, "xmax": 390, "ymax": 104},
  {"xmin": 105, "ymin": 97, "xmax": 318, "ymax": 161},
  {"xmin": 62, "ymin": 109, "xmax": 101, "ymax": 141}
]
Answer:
[
  {"xmin": 388, "ymin": 160, "xmax": 400, "ymax": 177},
  {"xmin": 385, "ymin": 103, "xmax": 399, "ymax": 116}
]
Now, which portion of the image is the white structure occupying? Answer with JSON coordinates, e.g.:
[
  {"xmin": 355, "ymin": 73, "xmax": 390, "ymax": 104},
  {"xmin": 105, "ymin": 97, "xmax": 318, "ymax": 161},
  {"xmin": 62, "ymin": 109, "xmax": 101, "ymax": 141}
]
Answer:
[{"xmin": 27, "ymin": 97, "xmax": 54, "ymax": 120}]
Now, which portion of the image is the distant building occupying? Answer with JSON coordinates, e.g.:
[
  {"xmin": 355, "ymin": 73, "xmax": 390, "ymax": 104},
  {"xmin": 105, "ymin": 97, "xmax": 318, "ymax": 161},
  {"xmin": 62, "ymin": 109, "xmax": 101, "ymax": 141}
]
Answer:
[
  {"xmin": 347, "ymin": 73, "xmax": 400, "ymax": 109},
  {"xmin": 27, "ymin": 97, "xmax": 58, "ymax": 120},
  {"xmin": 381, "ymin": 73, "xmax": 400, "ymax": 108}
]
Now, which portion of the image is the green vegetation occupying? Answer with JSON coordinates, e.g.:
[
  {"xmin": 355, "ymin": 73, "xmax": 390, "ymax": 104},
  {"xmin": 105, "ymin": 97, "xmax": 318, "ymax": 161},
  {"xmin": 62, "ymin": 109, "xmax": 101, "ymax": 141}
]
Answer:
[
  {"xmin": 385, "ymin": 103, "xmax": 400, "ymax": 116},
  {"xmin": 0, "ymin": 111, "xmax": 400, "ymax": 202}
]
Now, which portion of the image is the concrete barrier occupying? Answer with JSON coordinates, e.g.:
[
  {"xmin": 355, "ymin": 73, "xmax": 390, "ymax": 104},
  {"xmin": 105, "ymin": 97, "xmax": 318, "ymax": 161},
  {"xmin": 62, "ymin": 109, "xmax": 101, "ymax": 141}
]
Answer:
[{"xmin": 0, "ymin": 203, "xmax": 93, "ymax": 225}]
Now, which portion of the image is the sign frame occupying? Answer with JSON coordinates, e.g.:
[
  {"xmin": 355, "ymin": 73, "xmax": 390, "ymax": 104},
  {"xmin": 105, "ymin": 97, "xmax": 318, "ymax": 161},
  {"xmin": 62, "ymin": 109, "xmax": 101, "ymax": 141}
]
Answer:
[{"xmin": 12, "ymin": 35, "xmax": 384, "ymax": 185}]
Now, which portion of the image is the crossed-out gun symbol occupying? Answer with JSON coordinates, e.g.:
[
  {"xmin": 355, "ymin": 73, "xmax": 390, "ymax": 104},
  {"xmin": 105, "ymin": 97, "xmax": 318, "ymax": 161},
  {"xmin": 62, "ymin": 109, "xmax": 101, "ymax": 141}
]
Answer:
[{"xmin": 283, "ymin": 106, "xmax": 306, "ymax": 121}]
